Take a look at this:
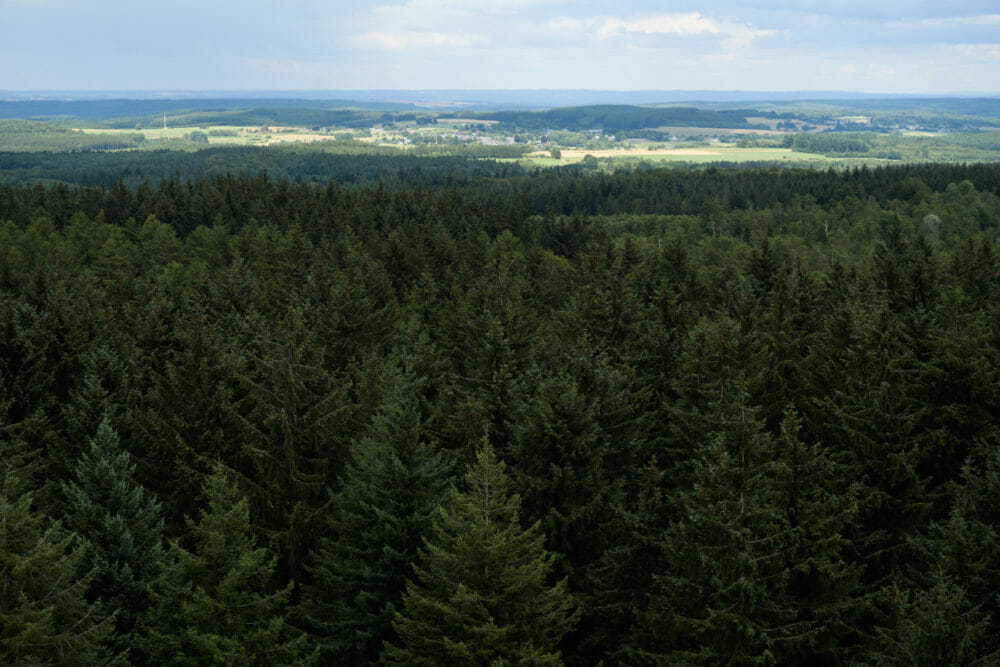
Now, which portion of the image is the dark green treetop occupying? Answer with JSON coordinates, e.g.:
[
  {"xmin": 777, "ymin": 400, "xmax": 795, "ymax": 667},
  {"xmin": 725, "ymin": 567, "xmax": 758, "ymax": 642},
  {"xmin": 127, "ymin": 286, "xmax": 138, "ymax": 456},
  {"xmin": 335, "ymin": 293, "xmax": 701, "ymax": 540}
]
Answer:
[
  {"xmin": 304, "ymin": 359, "xmax": 454, "ymax": 664},
  {"xmin": 387, "ymin": 440, "xmax": 578, "ymax": 665},
  {"xmin": 1, "ymin": 468, "xmax": 111, "ymax": 664},
  {"xmin": 140, "ymin": 464, "xmax": 312, "ymax": 666},
  {"xmin": 62, "ymin": 416, "xmax": 164, "ymax": 660}
]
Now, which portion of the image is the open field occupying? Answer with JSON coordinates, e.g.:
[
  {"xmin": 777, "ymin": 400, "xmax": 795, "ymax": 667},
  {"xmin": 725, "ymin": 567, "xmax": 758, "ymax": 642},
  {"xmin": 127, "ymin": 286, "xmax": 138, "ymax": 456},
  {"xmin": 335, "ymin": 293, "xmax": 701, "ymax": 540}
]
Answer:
[
  {"xmin": 71, "ymin": 127, "xmax": 865, "ymax": 165},
  {"xmin": 525, "ymin": 146, "xmax": 838, "ymax": 165},
  {"xmin": 436, "ymin": 118, "xmax": 500, "ymax": 126},
  {"xmin": 558, "ymin": 148, "xmax": 723, "ymax": 158},
  {"xmin": 12, "ymin": 121, "xmax": 995, "ymax": 167},
  {"xmin": 77, "ymin": 125, "xmax": 339, "ymax": 146}
]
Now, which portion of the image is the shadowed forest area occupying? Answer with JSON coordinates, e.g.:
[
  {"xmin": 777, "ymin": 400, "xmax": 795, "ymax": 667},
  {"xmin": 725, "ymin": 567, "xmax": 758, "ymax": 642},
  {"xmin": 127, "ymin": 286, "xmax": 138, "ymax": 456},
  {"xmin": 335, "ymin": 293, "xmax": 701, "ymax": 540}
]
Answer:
[{"xmin": 2, "ymin": 157, "xmax": 1000, "ymax": 664}]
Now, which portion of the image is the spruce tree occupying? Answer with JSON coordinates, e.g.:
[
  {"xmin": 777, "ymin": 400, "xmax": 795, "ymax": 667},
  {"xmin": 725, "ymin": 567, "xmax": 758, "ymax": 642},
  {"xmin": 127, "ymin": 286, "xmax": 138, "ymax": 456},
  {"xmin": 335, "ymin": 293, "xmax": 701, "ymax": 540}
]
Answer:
[
  {"xmin": 867, "ymin": 572, "xmax": 990, "ymax": 666},
  {"xmin": 225, "ymin": 302, "xmax": 350, "ymax": 588},
  {"xmin": 386, "ymin": 441, "xmax": 578, "ymax": 665},
  {"xmin": 630, "ymin": 408, "xmax": 860, "ymax": 664},
  {"xmin": 304, "ymin": 363, "xmax": 453, "ymax": 664},
  {"xmin": 1, "ymin": 468, "xmax": 111, "ymax": 663},
  {"xmin": 129, "ymin": 301, "xmax": 242, "ymax": 533},
  {"xmin": 508, "ymin": 371, "xmax": 610, "ymax": 576},
  {"xmin": 877, "ymin": 440, "xmax": 1000, "ymax": 664},
  {"xmin": 802, "ymin": 286, "xmax": 934, "ymax": 614},
  {"xmin": 140, "ymin": 464, "xmax": 311, "ymax": 665},
  {"xmin": 943, "ymin": 442, "xmax": 1000, "ymax": 632},
  {"xmin": 56, "ymin": 342, "xmax": 131, "ymax": 485},
  {"xmin": 584, "ymin": 456, "xmax": 673, "ymax": 663},
  {"xmin": 62, "ymin": 416, "xmax": 164, "ymax": 659}
]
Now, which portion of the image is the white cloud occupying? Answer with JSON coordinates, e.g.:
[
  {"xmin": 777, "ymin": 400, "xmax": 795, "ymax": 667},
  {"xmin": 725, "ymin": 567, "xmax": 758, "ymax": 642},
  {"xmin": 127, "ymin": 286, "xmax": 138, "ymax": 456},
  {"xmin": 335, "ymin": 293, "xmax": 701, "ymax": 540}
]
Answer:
[
  {"xmin": 5, "ymin": 1, "xmax": 1000, "ymax": 92},
  {"xmin": 596, "ymin": 12, "xmax": 775, "ymax": 60},
  {"xmin": 407, "ymin": 0, "xmax": 534, "ymax": 8},
  {"xmin": 598, "ymin": 13, "xmax": 722, "ymax": 38},
  {"xmin": 358, "ymin": 0, "xmax": 526, "ymax": 48},
  {"xmin": 918, "ymin": 14, "xmax": 1000, "ymax": 28},
  {"xmin": 721, "ymin": 26, "xmax": 777, "ymax": 53},
  {"xmin": 357, "ymin": 30, "xmax": 487, "ymax": 51},
  {"xmin": 370, "ymin": 0, "xmax": 547, "ymax": 19},
  {"xmin": 953, "ymin": 43, "xmax": 1000, "ymax": 59},
  {"xmin": 547, "ymin": 16, "xmax": 594, "ymax": 33}
]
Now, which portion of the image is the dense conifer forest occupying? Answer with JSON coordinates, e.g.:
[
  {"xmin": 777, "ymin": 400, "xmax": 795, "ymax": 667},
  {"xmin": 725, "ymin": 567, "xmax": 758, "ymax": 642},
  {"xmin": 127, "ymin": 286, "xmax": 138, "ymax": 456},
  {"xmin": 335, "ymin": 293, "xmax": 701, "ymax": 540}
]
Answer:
[{"xmin": 2, "ymin": 156, "xmax": 1000, "ymax": 663}]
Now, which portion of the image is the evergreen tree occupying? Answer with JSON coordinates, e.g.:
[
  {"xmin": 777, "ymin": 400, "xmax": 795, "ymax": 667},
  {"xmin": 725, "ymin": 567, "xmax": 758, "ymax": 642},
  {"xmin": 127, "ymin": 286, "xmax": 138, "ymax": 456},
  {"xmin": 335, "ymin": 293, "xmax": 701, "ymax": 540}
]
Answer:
[
  {"xmin": 629, "ymin": 409, "xmax": 859, "ymax": 664},
  {"xmin": 868, "ymin": 572, "xmax": 990, "ymax": 666},
  {"xmin": 304, "ymin": 362, "xmax": 453, "ymax": 664},
  {"xmin": 386, "ymin": 441, "xmax": 578, "ymax": 665},
  {"xmin": 140, "ymin": 464, "xmax": 311, "ymax": 665},
  {"xmin": 802, "ymin": 287, "xmax": 934, "ymax": 610},
  {"xmin": 943, "ymin": 442, "xmax": 1000, "ymax": 634},
  {"xmin": 432, "ymin": 231, "xmax": 539, "ymax": 455},
  {"xmin": 226, "ymin": 301, "xmax": 352, "ymax": 588},
  {"xmin": 59, "ymin": 343, "xmax": 130, "ymax": 459},
  {"xmin": 584, "ymin": 456, "xmax": 673, "ymax": 663},
  {"xmin": 508, "ymin": 371, "xmax": 611, "ymax": 577},
  {"xmin": 62, "ymin": 416, "xmax": 164, "ymax": 660},
  {"xmin": 505, "ymin": 364, "xmax": 633, "ymax": 663},
  {"xmin": 0, "ymin": 468, "xmax": 111, "ymax": 664},
  {"xmin": 879, "ymin": 440, "xmax": 1000, "ymax": 664},
  {"xmin": 129, "ymin": 301, "xmax": 243, "ymax": 533}
]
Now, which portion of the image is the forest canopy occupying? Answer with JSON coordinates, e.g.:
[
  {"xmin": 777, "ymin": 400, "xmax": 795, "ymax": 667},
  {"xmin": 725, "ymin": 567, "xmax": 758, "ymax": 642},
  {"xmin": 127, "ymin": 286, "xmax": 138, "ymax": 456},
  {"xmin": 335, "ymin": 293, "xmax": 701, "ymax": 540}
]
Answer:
[{"xmin": 1, "ymin": 154, "xmax": 999, "ymax": 664}]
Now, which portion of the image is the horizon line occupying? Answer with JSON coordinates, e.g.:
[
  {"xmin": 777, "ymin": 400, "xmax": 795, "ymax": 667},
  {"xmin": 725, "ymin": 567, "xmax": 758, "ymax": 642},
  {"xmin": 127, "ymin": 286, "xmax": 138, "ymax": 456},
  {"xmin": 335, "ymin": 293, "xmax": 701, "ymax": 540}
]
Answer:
[{"xmin": 3, "ymin": 88, "xmax": 999, "ymax": 96}]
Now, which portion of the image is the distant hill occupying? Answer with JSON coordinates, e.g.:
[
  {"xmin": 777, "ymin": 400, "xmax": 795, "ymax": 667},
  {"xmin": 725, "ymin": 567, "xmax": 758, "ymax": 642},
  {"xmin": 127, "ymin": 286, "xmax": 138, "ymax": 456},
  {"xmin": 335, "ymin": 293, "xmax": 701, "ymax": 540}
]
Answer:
[{"xmin": 451, "ymin": 104, "xmax": 776, "ymax": 131}]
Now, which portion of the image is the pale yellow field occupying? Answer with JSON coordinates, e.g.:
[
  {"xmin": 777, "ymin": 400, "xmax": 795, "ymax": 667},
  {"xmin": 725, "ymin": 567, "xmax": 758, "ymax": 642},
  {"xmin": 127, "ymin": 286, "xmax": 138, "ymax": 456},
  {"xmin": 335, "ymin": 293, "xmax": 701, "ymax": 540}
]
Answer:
[
  {"xmin": 258, "ymin": 132, "xmax": 335, "ymax": 143},
  {"xmin": 542, "ymin": 148, "xmax": 724, "ymax": 159},
  {"xmin": 522, "ymin": 146, "xmax": 837, "ymax": 165},
  {"xmin": 77, "ymin": 125, "xmax": 338, "ymax": 146},
  {"xmin": 72, "ymin": 126, "xmax": 835, "ymax": 164},
  {"xmin": 436, "ymin": 118, "xmax": 500, "ymax": 126}
]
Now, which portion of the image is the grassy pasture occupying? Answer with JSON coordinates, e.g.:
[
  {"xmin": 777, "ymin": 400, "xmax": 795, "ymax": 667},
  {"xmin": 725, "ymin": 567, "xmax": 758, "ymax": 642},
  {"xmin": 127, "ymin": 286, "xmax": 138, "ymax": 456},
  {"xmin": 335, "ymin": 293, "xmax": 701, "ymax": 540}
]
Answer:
[
  {"xmin": 436, "ymin": 118, "xmax": 500, "ymax": 126},
  {"xmin": 77, "ymin": 125, "xmax": 340, "ymax": 147},
  {"xmin": 521, "ymin": 146, "xmax": 839, "ymax": 166},
  {"xmin": 70, "ymin": 124, "xmax": 859, "ymax": 164},
  {"xmin": 32, "ymin": 123, "xmax": 974, "ymax": 168}
]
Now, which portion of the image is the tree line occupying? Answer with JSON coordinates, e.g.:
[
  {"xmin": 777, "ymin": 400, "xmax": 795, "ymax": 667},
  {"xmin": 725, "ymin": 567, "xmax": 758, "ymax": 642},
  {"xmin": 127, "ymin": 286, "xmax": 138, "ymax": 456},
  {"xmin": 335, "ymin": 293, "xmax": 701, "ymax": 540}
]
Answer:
[{"xmin": 450, "ymin": 105, "xmax": 781, "ymax": 131}]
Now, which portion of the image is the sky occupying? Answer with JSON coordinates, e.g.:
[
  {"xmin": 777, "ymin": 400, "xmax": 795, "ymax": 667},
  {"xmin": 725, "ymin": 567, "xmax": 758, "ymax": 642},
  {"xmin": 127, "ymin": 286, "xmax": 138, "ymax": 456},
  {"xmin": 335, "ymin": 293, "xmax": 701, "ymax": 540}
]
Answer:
[{"xmin": 2, "ymin": 0, "xmax": 999, "ymax": 94}]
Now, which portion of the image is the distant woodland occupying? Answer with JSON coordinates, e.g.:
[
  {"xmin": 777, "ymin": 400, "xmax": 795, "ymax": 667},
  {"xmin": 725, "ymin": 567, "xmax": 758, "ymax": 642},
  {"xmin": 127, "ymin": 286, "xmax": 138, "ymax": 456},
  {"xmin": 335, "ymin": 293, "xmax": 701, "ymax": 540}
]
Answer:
[
  {"xmin": 4, "ymin": 97, "xmax": 1000, "ymax": 165},
  {"xmin": 2, "ymin": 155, "xmax": 1000, "ymax": 664}
]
